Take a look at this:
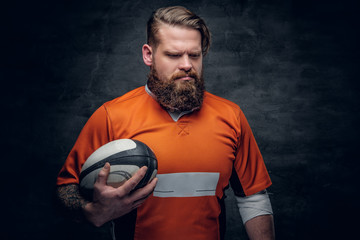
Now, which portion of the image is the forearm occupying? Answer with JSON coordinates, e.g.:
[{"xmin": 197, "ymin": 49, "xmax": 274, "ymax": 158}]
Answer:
[
  {"xmin": 56, "ymin": 183, "xmax": 89, "ymax": 222},
  {"xmin": 245, "ymin": 214, "xmax": 275, "ymax": 240},
  {"xmin": 56, "ymin": 183, "xmax": 107, "ymax": 226}
]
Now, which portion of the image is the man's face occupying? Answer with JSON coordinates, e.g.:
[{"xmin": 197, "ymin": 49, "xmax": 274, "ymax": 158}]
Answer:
[
  {"xmin": 143, "ymin": 24, "xmax": 205, "ymax": 112},
  {"xmin": 151, "ymin": 24, "xmax": 203, "ymax": 86}
]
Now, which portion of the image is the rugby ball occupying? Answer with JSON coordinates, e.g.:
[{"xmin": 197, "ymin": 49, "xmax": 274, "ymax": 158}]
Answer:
[{"xmin": 79, "ymin": 139, "xmax": 157, "ymax": 199}]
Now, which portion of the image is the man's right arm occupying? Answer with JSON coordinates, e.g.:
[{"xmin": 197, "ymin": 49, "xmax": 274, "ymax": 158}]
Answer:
[{"xmin": 56, "ymin": 163, "xmax": 158, "ymax": 227}]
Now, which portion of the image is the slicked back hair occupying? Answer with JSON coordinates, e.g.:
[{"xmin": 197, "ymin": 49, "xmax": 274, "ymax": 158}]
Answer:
[{"xmin": 147, "ymin": 6, "xmax": 211, "ymax": 56}]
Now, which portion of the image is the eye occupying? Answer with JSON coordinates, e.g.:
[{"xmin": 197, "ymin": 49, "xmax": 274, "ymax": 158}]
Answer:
[
  {"xmin": 189, "ymin": 54, "xmax": 201, "ymax": 59},
  {"xmin": 167, "ymin": 53, "xmax": 181, "ymax": 58}
]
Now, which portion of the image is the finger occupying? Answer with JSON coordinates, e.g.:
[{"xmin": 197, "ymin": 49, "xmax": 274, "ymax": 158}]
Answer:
[
  {"xmin": 130, "ymin": 178, "xmax": 158, "ymax": 209},
  {"xmin": 96, "ymin": 162, "xmax": 111, "ymax": 186},
  {"xmin": 130, "ymin": 177, "xmax": 158, "ymax": 202},
  {"xmin": 120, "ymin": 166, "xmax": 148, "ymax": 194},
  {"xmin": 147, "ymin": 177, "xmax": 158, "ymax": 189},
  {"xmin": 149, "ymin": 177, "xmax": 158, "ymax": 185}
]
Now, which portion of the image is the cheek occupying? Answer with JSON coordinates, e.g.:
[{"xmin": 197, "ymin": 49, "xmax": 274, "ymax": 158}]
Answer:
[
  {"xmin": 156, "ymin": 65, "xmax": 171, "ymax": 79},
  {"xmin": 194, "ymin": 63, "xmax": 202, "ymax": 74},
  {"xmin": 158, "ymin": 62, "xmax": 177, "ymax": 77}
]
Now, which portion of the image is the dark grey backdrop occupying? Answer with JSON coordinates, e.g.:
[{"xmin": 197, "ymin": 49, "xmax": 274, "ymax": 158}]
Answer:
[{"xmin": 2, "ymin": 0, "xmax": 359, "ymax": 239}]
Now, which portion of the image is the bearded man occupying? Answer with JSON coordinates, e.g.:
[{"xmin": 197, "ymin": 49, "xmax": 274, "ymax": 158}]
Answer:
[{"xmin": 56, "ymin": 6, "xmax": 275, "ymax": 240}]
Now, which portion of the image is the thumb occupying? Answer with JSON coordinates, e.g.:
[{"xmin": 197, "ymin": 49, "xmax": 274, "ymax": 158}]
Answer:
[{"xmin": 96, "ymin": 162, "xmax": 110, "ymax": 186}]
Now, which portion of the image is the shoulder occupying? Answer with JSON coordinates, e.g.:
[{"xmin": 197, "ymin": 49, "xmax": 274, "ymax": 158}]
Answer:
[
  {"xmin": 203, "ymin": 91, "xmax": 243, "ymax": 117},
  {"xmin": 101, "ymin": 86, "xmax": 157, "ymax": 115},
  {"xmin": 104, "ymin": 86, "xmax": 148, "ymax": 108},
  {"xmin": 100, "ymin": 86, "xmax": 160, "ymax": 122}
]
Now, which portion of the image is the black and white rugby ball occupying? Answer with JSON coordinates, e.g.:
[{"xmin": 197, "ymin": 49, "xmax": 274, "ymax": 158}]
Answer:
[{"xmin": 79, "ymin": 139, "xmax": 157, "ymax": 199}]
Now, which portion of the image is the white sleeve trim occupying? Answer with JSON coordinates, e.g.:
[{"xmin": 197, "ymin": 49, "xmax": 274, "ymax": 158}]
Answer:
[{"xmin": 235, "ymin": 190, "xmax": 273, "ymax": 224}]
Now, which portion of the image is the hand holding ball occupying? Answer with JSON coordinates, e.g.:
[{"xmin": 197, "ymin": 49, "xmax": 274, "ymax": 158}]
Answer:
[{"xmin": 79, "ymin": 139, "xmax": 158, "ymax": 199}]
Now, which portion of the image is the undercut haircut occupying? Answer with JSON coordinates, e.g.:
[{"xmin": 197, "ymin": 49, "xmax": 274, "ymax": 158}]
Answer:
[{"xmin": 147, "ymin": 6, "xmax": 211, "ymax": 56}]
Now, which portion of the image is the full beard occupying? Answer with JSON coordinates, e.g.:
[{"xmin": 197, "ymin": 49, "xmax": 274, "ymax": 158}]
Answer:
[{"xmin": 147, "ymin": 67, "xmax": 205, "ymax": 112}]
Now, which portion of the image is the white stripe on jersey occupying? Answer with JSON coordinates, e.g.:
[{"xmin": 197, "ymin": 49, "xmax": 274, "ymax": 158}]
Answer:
[{"xmin": 153, "ymin": 172, "xmax": 220, "ymax": 198}]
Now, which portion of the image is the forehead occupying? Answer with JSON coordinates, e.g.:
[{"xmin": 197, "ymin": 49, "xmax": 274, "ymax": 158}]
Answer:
[{"xmin": 156, "ymin": 24, "xmax": 202, "ymax": 52}]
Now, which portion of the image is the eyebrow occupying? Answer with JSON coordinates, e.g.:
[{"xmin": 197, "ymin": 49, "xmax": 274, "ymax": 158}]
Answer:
[{"xmin": 163, "ymin": 50, "xmax": 202, "ymax": 55}]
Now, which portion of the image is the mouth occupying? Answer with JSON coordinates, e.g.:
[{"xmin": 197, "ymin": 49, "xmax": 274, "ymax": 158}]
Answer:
[{"xmin": 175, "ymin": 76, "xmax": 194, "ymax": 81}]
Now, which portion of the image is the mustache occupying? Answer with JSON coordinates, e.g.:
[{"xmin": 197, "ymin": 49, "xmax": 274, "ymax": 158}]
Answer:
[{"xmin": 171, "ymin": 70, "xmax": 199, "ymax": 81}]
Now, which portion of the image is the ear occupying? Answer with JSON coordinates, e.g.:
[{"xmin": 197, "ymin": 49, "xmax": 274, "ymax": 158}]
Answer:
[{"xmin": 142, "ymin": 44, "xmax": 153, "ymax": 66}]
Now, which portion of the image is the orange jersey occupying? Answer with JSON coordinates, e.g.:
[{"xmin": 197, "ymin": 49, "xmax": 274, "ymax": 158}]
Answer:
[{"xmin": 57, "ymin": 86, "xmax": 271, "ymax": 240}]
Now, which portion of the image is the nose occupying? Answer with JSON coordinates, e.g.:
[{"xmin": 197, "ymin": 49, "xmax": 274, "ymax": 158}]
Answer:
[{"xmin": 178, "ymin": 55, "xmax": 192, "ymax": 72}]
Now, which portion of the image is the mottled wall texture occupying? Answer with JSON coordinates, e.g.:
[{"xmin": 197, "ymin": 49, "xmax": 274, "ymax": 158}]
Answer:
[{"xmin": 2, "ymin": 0, "xmax": 359, "ymax": 239}]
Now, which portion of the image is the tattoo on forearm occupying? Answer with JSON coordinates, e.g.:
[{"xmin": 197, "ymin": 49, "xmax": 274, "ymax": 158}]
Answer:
[{"xmin": 57, "ymin": 184, "xmax": 89, "ymax": 212}]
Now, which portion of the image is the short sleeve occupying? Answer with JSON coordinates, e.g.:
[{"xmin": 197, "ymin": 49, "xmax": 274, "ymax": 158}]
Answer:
[
  {"xmin": 230, "ymin": 110, "xmax": 272, "ymax": 196},
  {"xmin": 56, "ymin": 105, "xmax": 113, "ymax": 185}
]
